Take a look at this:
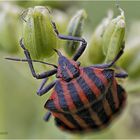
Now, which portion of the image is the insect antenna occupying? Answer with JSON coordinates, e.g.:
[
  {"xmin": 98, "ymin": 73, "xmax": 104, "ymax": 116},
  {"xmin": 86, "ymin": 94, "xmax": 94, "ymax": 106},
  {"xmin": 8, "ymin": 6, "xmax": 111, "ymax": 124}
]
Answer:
[{"xmin": 5, "ymin": 57, "xmax": 57, "ymax": 68}]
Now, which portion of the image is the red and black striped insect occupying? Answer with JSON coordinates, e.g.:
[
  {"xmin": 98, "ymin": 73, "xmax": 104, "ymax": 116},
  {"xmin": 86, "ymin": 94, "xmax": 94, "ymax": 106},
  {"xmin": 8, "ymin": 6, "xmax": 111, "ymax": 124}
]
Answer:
[{"xmin": 6, "ymin": 18, "xmax": 128, "ymax": 133}]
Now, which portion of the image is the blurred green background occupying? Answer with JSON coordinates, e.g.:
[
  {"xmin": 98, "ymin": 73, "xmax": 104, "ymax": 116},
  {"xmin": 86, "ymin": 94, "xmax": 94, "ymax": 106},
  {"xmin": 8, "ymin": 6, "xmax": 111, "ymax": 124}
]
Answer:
[{"xmin": 1, "ymin": 1, "xmax": 140, "ymax": 139}]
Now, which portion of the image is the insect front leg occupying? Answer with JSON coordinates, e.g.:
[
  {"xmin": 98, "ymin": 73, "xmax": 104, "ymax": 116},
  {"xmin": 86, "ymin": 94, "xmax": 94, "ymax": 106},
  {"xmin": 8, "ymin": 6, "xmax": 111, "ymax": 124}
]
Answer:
[
  {"xmin": 50, "ymin": 18, "xmax": 87, "ymax": 61},
  {"xmin": 114, "ymin": 66, "xmax": 128, "ymax": 78},
  {"xmin": 115, "ymin": 69, "xmax": 128, "ymax": 78},
  {"xmin": 37, "ymin": 78, "xmax": 56, "ymax": 96},
  {"xmin": 91, "ymin": 44, "xmax": 124, "ymax": 69},
  {"xmin": 19, "ymin": 38, "xmax": 57, "ymax": 79},
  {"xmin": 115, "ymin": 73, "xmax": 128, "ymax": 78}
]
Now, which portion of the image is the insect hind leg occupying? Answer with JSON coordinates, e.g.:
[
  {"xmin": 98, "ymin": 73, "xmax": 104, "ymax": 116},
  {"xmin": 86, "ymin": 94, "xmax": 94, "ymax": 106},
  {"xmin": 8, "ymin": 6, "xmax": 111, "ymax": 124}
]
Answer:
[{"xmin": 44, "ymin": 112, "xmax": 52, "ymax": 122}]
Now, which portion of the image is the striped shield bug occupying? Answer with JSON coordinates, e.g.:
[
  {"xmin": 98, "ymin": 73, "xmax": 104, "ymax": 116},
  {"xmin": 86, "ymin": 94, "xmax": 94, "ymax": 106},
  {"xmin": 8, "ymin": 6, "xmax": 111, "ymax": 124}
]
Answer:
[{"xmin": 6, "ymin": 10, "xmax": 128, "ymax": 133}]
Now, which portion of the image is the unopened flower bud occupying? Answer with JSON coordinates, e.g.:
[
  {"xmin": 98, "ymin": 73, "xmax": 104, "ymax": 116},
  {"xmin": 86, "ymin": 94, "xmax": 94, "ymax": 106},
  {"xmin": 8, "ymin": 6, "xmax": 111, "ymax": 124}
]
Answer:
[
  {"xmin": 0, "ymin": 2, "xmax": 22, "ymax": 53},
  {"xmin": 103, "ymin": 9, "xmax": 125, "ymax": 63},
  {"xmin": 64, "ymin": 9, "xmax": 87, "ymax": 56},
  {"xmin": 23, "ymin": 6, "xmax": 57, "ymax": 59},
  {"xmin": 87, "ymin": 10, "xmax": 113, "ymax": 64}
]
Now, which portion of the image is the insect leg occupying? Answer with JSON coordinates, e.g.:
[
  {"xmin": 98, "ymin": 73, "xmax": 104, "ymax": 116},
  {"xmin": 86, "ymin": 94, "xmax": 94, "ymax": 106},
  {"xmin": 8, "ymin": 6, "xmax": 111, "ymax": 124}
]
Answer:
[
  {"xmin": 43, "ymin": 112, "xmax": 52, "ymax": 122},
  {"xmin": 91, "ymin": 45, "xmax": 124, "ymax": 69},
  {"xmin": 19, "ymin": 38, "xmax": 57, "ymax": 79},
  {"xmin": 115, "ymin": 73, "xmax": 128, "ymax": 78},
  {"xmin": 50, "ymin": 18, "xmax": 87, "ymax": 61},
  {"xmin": 72, "ymin": 40, "xmax": 87, "ymax": 61},
  {"xmin": 37, "ymin": 78, "xmax": 56, "ymax": 96},
  {"xmin": 113, "ymin": 65, "xmax": 128, "ymax": 78}
]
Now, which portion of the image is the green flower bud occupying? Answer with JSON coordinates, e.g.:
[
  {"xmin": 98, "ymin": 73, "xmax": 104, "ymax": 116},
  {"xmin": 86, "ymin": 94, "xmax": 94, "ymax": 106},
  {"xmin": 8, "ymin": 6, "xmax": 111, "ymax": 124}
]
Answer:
[
  {"xmin": 103, "ymin": 9, "xmax": 125, "ymax": 63},
  {"xmin": 87, "ymin": 10, "xmax": 113, "ymax": 64},
  {"xmin": 64, "ymin": 9, "xmax": 87, "ymax": 56},
  {"xmin": 0, "ymin": 3, "xmax": 22, "ymax": 53},
  {"xmin": 23, "ymin": 6, "xmax": 57, "ymax": 59}
]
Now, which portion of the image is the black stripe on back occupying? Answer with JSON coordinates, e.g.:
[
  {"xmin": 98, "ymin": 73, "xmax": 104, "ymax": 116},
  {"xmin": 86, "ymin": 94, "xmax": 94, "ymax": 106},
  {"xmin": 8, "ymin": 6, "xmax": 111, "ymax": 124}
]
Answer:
[
  {"xmin": 55, "ymin": 82, "xmax": 69, "ymax": 112},
  {"xmin": 64, "ymin": 113, "xmax": 84, "ymax": 130},
  {"xmin": 62, "ymin": 69, "xmax": 72, "ymax": 82},
  {"xmin": 67, "ymin": 61, "xmax": 80, "ymax": 78},
  {"xmin": 55, "ymin": 82, "xmax": 84, "ymax": 130},
  {"xmin": 67, "ymin": 82, "xmax": 84, "ymax": 110},
  {"xmin": 84, "ymin": 67, "xmax": 105, "ymax": 93},
  {"xmin": 91, "ymin": 99, "xmax": 110, "ymax": 125},
  {"xmin": 76, "ymin": 75, "xmax": 107, "ymax": 126},
  {"xmin": 67, "ymin": 82, "xmax": 98, "ymax": 129},
  {"xmin": 102, "ymin": 69, "xmax": 114, "ymax": 82},
  {"xmin": 76, "ymin": 108, "xmax": 99, "ymax": 129},
  {"xmin": 55, "ymin": 117, "xmax": 74, "ymax": 131},
  {"xmin": 83, "ymin": 68, "xmax": 112, "ymax": 124},
  {"xmin": 44, "ymin": 99, "xmax": 59, "ymax": 112},
  {"xmin": 55, "ymin": 117, "xmax": 86, "ymax": 132},
  {"xmin": 106, "ymin": 88, "xmax": 116, "ymax": 113},
  {"xmin": 76, "ymin": 76, "xmax": 96, "ymax": 103},
  {"xmin": 102, "ymin": 69, "xmax": 120, "ymax": 112},
  {"xmin": 117, "ymin": 84, "xmax": 126, "ymax": 107}
]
